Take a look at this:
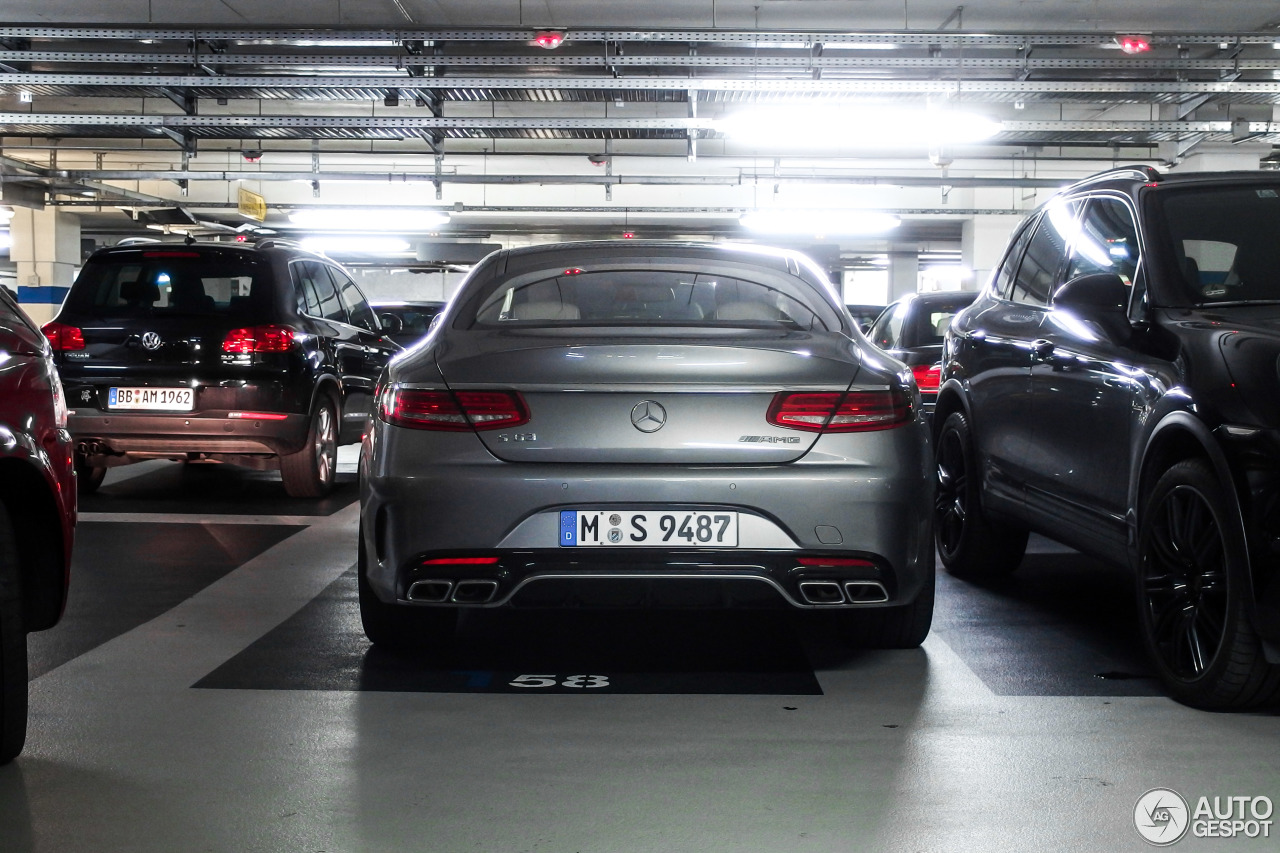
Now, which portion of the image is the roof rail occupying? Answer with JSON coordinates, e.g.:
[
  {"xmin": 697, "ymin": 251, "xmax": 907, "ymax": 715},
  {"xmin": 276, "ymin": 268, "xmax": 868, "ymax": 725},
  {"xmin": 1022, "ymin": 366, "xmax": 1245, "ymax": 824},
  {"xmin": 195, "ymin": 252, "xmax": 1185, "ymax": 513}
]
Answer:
[
  {"xmin": 1064, "ymin": 164, "xmax": 1163, "ymax": 192},
  {"xmin": 252, "ymin": 238, "xmax": 308, "ymax": 251}
]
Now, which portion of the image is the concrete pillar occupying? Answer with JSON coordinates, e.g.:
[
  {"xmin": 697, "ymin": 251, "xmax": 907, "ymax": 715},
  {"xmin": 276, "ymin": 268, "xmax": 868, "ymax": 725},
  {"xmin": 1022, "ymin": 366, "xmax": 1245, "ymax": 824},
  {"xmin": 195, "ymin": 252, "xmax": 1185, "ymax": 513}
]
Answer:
[
  {"xmin": 887, "ymin": 249, "xmax": 919, "ymax": 301},
  {"xmin": 962, "ymin": 214, "xmax": 1024, "ymax": 291},
  {"xmin": 9, "ymin": 207, "xmax": 80, "ymax": 326}
]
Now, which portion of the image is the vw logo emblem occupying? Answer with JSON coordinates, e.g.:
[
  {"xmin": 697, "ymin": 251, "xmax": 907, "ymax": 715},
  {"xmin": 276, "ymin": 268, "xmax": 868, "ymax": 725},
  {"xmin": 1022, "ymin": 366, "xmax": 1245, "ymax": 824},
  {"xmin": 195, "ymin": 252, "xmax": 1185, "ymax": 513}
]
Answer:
[
  {"xmin": 631, "ymin": 400, "xmax": 667, "ymax": 433},
  {"xmin": 140, "ymin": 331, "xmax": 163, "ymax": 351}
]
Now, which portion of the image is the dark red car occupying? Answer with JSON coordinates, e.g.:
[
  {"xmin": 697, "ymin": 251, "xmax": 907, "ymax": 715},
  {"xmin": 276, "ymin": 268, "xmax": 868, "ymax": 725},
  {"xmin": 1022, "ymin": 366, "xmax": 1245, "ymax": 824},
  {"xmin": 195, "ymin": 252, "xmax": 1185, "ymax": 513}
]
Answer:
[{"xmin": 0, "ymin": 286, "xmax": 76, "ymax": 764}]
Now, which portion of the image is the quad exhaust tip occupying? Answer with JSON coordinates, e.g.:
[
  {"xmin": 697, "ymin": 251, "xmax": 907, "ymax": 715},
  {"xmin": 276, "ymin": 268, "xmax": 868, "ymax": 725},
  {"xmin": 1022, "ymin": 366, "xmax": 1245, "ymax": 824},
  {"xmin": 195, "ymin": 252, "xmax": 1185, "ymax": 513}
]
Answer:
[
  {"xmin": 798, "ymin": 580, "xmax": 845, "ymax": 605},
  {"xmin": 843, "ymin": 580, "xmax": 889, "ymax": 604}
]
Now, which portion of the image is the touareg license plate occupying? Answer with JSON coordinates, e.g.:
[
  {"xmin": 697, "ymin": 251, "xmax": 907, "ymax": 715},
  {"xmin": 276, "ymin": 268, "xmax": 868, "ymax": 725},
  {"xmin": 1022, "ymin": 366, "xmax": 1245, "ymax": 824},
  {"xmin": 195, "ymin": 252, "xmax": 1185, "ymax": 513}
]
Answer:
[
  {"xmin": 560, "ymin": 509, "xmax": 739, "ymax": 547},
  {"xmin": 107, "ymin": 387, "xmax": 194, "ymax": 411}
]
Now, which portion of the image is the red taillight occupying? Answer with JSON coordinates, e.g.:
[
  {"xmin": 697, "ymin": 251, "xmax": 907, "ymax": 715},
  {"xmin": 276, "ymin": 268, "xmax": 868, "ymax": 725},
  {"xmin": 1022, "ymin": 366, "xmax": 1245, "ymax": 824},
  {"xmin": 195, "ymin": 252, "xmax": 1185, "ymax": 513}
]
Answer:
[
  {"xmin": 419, "ymin": 556, "xmax": 500, "ymax": 566},
  {"xmin": 767, "ymin": 390, "xmax": 911, "ymax": 433},
  {"xmin": 222, "ymin": 325, "xmax": 295, "ymax": 354},
  {"xmin": 910, "ymin": 363, "xmax": 942, "ymax": 393},
  {"xmin": 379, "ymin": 387, "xmax": 530, "ymax": 432},
  {"xmin": 41, "ymin": 321, "xmax": 86, "ymax": 352}
]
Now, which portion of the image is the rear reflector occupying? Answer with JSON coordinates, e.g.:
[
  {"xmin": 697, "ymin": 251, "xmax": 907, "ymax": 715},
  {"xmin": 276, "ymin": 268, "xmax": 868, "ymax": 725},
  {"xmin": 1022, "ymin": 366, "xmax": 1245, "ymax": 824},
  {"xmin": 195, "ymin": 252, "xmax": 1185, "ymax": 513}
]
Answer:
[
  {"xmin": 420, "ymin": 556, "xmax": 500, "ymax": 566},
  {"xmin": 910, "ymin": 363, "xmax": 942, "ymax": 393},
  {"xmin": 379, "ymin": 387, "xmax": 530, "ymax": 432},
  {"xmin": 767, "ymin": 390, "xmax": 911, "ymax": 433},
  {"xmin": 796, "ymin": 557, "xmax": 876, "ymax": 568},
  {"xmin": 41, "ymin": 321, "xmax": 86, "ymax": 352},
  {"xmin": 228, "ymin": 412, "xmax": 289, "ymax": 420},
  {"xmin": 222, "ymin": 325, "xmax": 295, "ymax": 354}
]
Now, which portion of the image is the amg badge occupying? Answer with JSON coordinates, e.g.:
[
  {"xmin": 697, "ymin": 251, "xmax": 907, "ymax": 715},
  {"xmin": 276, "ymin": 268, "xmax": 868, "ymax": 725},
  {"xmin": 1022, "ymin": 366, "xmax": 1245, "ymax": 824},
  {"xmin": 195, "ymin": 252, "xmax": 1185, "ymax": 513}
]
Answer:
[{"xmin": 738, "ymin": 435, "xmax": 802, "ymax": 444}]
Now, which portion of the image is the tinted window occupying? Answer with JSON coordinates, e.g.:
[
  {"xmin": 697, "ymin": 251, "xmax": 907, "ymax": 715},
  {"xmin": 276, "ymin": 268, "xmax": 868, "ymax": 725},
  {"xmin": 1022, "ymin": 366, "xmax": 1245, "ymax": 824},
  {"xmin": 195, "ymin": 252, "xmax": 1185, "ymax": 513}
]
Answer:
[
  {"xmin": 1011, "ymin": 200, "xmax": 1079, "ymax": 306},
  {"xmin": 868, "ymin": 301, "xmax": 908, "ymax": 349},
  {"xmin": 993, "ymin": 218, "xmax": 1038, "ymax": 300},
  {"xmin": 293, "ymin": 261, "xmax": 346, "ymax": 323},
  {"xmin": 1154, "ymin": 184, "xmax": 1280, "ymax": 304},
  {"xmin": 471, "ymin": 268, "xmax": 841, "ymax": 331},
  {"xmin": 67, "ymin": 249, "xmax": 270, "ymax": 317},
  {"xmin": 1065, "ymin": 197, "xmax": 1140, "ymax": 286},
  {"xmin": 332, "ymin": 268, "xmax": 378, "ymax": 331}
]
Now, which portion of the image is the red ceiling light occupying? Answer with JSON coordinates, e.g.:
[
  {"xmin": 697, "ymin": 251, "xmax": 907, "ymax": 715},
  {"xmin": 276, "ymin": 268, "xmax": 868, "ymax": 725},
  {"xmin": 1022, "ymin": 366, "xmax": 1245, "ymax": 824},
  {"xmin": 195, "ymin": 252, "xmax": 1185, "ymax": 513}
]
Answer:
[
  {"xmin": 1118, "ymin": 35, "xmax": 1151, "ymax": 54},
  {"xmin": 533, "ymin": 30, "xmax": 565, "ymax": 50}
]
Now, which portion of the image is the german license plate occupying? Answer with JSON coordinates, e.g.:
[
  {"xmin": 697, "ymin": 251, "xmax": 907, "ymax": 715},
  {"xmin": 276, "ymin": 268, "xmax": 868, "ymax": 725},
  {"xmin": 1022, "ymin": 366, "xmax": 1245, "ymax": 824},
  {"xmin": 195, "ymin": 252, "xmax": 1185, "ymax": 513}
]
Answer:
[
  {"xmin": 107, "ymin": 387, "xmax": 194, "ymax": 411},
  {"xmin": 560, "ymin": 510, "xmax": 738, "ymax": 547}
]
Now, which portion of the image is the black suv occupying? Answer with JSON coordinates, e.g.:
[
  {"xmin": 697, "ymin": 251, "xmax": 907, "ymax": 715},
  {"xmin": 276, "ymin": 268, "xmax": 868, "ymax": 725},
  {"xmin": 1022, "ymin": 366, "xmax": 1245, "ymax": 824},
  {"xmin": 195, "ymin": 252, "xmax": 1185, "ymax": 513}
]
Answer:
[
  {"xmin": 935, "ymin": 166, "xmax": 1280, "ymax": 709},
  {"xmin": 42, "ymin": 239, "xmax": 399, "ymax": 497}
]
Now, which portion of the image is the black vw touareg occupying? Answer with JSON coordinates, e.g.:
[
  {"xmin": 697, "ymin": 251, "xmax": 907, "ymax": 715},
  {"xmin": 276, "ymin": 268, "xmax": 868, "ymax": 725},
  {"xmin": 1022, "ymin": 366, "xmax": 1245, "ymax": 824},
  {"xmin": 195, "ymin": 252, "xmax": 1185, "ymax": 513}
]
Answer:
[
  {"xmin": 935, "ymin": 166, "xmax": 1280, "ymax": 709},
  {"xmin": 42, "ymin": 239, "xmax": 399, "ymax": 497}
]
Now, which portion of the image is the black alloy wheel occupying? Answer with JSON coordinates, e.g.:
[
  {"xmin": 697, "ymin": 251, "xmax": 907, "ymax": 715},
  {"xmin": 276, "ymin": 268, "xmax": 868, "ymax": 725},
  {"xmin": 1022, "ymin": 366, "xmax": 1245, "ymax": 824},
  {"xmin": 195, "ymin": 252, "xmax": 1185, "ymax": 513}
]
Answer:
[
  {"xmin": 281, "ymin": 397, "xmax": 338, "ymax": 498},
  {"xmin": 1137, "ymin": 459, "xmax": 1280, "ymax": 709},
  {"xmin": 0, "ymin": 504, "xmax": 28, "ymax": 765},
  {"xmin": 932, "ymin": 410, "xmax": 1027, "ymax": 578}
]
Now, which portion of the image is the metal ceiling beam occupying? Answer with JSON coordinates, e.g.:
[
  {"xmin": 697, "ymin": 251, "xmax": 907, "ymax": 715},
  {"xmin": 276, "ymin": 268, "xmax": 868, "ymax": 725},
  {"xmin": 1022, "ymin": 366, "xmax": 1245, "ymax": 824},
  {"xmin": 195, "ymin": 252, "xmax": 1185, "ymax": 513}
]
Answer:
[
  {"xmin": 2, "ymin": 112, "xmax": 1276, "ymax": 136},
  {"xmin": 6, "ymin": 73, "xmax": 1280, "ymax": 96},
  {"xmin": 0, "ymin": 26, "xmax": 1275, "ymax": 47},
  {"xmin": 41, "ymin": 168, "xmax": 1073, "ymax": 189},
  {"xmin": 4, "ymin": 51, "xmax": 1280, "ymax": 72}
]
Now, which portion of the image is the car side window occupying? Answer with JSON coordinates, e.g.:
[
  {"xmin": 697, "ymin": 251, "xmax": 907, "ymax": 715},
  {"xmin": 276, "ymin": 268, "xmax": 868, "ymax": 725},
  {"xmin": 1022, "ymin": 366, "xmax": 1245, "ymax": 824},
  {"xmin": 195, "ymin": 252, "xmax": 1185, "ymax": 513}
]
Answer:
[
  {"xmin": 992, "ymin": 217, "xmax": 1038, "ymax": 300},
  {"xmin": 1065, "ymin": 197, "xmax": 1140, "ymax": 286},
  {"xmin": 1011, "ymin": 200, "xmax": 1080, "ymax": 306},
  {"xmin": 868, "ymin": 301, "xmax": 908, "ymax": 349},
  {"xmin": 292, "ymin": 260, "xmax": 341, "ymax": 320},
  {"xmin": 331, "ymin": 268, "xmax": 379, "ymax": 332}
]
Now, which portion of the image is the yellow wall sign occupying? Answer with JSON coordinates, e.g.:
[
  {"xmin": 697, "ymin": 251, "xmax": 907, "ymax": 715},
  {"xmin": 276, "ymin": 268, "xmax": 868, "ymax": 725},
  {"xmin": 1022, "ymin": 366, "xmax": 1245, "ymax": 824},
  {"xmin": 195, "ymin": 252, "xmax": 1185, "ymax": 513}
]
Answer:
[{"xmin": 237, "ymin": 187, "xmax": 267, "ymax": 221}]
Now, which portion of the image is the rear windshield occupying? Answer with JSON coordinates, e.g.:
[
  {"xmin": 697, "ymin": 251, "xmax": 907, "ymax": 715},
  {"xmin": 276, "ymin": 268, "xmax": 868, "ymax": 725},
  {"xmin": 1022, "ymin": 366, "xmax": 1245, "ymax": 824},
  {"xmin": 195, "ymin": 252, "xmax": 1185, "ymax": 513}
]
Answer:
[
  {"xmin": 1153, "ymin": 185, "xmax": 1280, "ymax": 305},
  {"xmin": 469, "ymin": 268, "xmax": 842, "ymax": 331},
  {"xmin": 66, "ymin": 249, "xmax": 273, "ymax": 317}
]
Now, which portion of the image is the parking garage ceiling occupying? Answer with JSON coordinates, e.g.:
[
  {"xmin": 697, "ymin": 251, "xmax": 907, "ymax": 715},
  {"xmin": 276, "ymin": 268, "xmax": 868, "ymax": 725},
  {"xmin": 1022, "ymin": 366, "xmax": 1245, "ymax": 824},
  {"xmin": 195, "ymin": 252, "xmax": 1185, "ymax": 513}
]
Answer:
[{"xmin": 1, "ymin": 2, "xmax": 1280, "ymax": 252}]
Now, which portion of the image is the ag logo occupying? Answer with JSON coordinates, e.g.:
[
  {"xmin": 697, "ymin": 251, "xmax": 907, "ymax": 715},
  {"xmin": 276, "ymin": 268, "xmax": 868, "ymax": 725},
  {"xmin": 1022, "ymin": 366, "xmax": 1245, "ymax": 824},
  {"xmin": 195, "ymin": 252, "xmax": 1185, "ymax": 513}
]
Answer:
[{"xmin": 1135, "ymin": 788, "xmax": 1190, "ymax": 846}]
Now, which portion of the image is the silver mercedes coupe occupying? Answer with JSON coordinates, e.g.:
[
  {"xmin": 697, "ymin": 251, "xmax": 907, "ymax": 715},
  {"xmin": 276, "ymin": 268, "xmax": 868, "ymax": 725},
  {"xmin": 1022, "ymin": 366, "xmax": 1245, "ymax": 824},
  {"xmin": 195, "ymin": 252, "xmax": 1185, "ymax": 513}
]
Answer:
[{"xmin": 358, "ymin": 240, "xmax": 934, "ymax": 650}]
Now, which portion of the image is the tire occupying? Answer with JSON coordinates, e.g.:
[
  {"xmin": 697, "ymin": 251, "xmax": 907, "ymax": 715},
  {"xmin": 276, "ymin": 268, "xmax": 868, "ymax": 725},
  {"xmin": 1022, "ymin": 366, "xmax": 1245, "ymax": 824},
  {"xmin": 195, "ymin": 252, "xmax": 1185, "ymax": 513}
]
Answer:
[
  {"xmin": 836, "ymin": 561, "xmax": 936, "ymax": 650},
  {"xmin": 74, "ymin": 453, "xmax": 106, "ymax": 495},
  {"xmin": 1137, "ymin": 459, "xmax": 1280, "ymax": 709},
  {"xmin": 933, "ymin": 410, "xmax": 1028, "ymax": 578},
  {"xmin": 357, "ymin": 523, "xmax": 457, "ymax": 652},
  {"xmin": 0, "ymin": 504, "xmax": 29, "ymax": 765},
  {"xmin": 280, "ymin": 397, "xmax": 338, "ymax": 498}
]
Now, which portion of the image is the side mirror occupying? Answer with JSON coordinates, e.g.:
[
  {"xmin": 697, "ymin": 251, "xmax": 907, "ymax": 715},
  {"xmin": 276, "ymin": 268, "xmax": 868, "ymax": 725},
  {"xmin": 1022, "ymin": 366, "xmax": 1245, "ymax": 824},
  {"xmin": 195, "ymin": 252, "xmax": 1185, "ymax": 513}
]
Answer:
[
  {"xmin": 378, "ymin": 313, "xmax": 404, "ymax": 334},
  {"xmin": 1052, "ymin": 273, "xmax": 1128, "ymax": 314},
  {"xmin": 1052, "ymin": 273, "xmax": 1131, "ymax": 341}
]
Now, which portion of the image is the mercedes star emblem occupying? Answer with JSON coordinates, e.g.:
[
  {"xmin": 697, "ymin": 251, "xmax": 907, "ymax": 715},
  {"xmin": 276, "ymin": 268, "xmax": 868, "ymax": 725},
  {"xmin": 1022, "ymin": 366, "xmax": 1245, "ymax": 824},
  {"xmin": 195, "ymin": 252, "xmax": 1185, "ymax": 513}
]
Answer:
[
  {"xmin": 630, "ymin": 400, "xmax": 667, "ymax": 433},
  {"xmin": 140, "ymin": 331, "xmax": 163, "ymax": 351}
]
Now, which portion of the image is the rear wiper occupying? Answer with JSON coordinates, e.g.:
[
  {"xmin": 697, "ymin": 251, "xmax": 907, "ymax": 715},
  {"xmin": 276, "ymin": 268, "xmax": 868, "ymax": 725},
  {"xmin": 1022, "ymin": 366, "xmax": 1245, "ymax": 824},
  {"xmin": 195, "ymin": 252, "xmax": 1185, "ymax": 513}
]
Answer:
[{"xmin": 1197, "ymin": 300, "xmax": 1280, "ymax": 308}]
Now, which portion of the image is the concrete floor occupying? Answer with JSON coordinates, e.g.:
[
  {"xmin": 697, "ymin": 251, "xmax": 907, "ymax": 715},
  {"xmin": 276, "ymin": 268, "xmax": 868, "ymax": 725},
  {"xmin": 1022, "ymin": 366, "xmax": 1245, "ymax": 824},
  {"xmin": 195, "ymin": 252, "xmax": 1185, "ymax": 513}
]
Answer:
[{"xmin": 3, "ymin": 448, "xmax": 1278, "ymax": 852}]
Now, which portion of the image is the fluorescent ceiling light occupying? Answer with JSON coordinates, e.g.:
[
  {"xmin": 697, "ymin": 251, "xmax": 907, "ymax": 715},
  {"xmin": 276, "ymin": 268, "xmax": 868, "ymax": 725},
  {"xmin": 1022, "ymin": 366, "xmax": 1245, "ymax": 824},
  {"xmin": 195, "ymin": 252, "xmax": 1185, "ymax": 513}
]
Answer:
[
  {"xmin": 300, "ymin": 236, "xmax": 411, "ymax": 254},
  {"xmin": 741, "ymin": 210, "xmax": 900, "ymax": 235},
  {"xmin": 288, "ymin": 208, "xmax": 449, "ymax": 231},
  {"xmin": 717, "ymin": 106, "xmax": 1002, "ymax": 149},
  {"xmin": 0, "ymin": 230, "xmax": 10, "ymax": 251}
]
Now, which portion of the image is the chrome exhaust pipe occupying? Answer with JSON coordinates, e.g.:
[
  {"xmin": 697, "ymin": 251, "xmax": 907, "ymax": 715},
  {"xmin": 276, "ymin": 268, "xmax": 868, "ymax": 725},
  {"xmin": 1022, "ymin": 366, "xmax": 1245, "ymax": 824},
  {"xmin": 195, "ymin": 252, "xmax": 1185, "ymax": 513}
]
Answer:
[
  {"xmin": 798, "ymin": 580, "xmax": 845, "ymax": 605},
  {"xmin": 406, "ymin": 580, "xmax": 453, "ymax": 603},
  {"xmin": 843, "ymin": 581, "xmax": 889, "ymax": 604},
  {"xmin": 452, "ymin": 579, "xmax": 499, "ymax": 604}
]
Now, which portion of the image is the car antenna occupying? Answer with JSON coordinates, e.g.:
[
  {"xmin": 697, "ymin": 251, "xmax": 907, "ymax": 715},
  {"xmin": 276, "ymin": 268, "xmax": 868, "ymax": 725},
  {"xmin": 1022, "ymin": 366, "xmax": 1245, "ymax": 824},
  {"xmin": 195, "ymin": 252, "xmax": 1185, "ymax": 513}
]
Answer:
[{"xmin": 184, "ymin": 232, "xmax": 196, "ymax": 245}]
